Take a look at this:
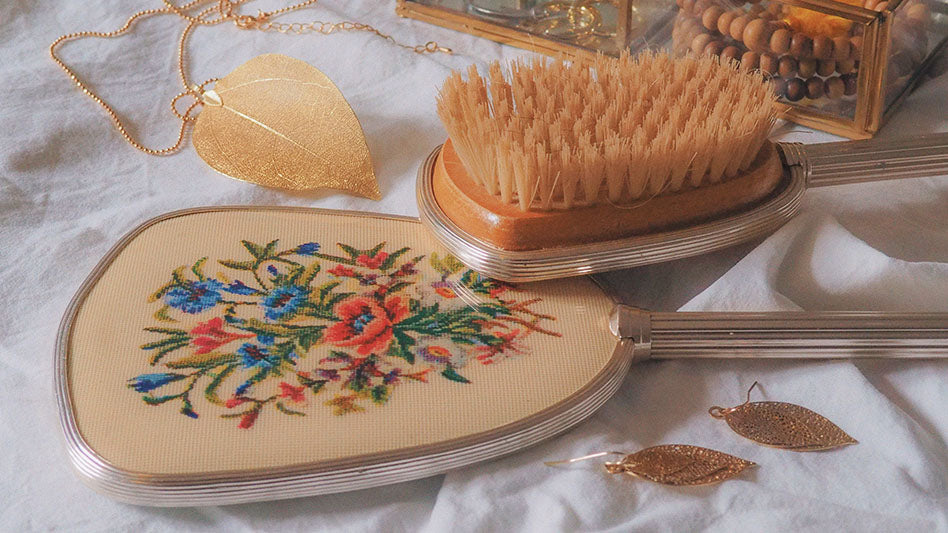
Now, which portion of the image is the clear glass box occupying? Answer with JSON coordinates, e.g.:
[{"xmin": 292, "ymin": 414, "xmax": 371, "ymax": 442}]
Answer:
[{"xmin": 396, "ymin": 0, "xmax": 948, "ymax": 138}]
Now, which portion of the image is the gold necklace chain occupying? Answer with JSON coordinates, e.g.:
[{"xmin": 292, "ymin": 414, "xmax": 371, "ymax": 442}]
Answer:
[{"xmin": 49, "ymin": 0, "xmax": 451, "ymax": 155}]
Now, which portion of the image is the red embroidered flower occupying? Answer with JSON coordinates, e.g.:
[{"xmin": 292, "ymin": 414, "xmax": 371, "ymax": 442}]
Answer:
[
  {"xmin": 434, "ymin": 287, "xmax": 458, "ymax": 299},
  {"xmin": 474, "ymin": 329, "xmax": 525, "ymax": 363},
  {"xmin": 356, "ymin": 252, "xmax": 388, "ymax": 269},
  {"xmin": 323, "ymin": 296, "xmax": 408, "ymax": 355},
  {"xmin": 190, "ymin": 317, "xmax": 254, "ymax": 354},
  {"xmin": 238, "ymin": 410, "xmax": 259, "ymax": 429},
  {"xmin": 328, "ymin": 264, "xmax": 356, "ymax": 277},
  {"xmin": 225, "ymin": 395, "xmax": 248, "ymax": 408},
  {"xmin": 278, "ymin": 382, "xmax": 306, "ymax": 403}
]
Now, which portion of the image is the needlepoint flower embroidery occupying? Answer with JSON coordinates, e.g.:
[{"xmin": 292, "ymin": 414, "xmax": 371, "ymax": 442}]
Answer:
[
  {"xmin": 163, "ymin": 279, "xmax": 224, "ymax": 314},
  {"xmin": 129, "ymin": 241, "xmax": 560, "ymax": 428}
]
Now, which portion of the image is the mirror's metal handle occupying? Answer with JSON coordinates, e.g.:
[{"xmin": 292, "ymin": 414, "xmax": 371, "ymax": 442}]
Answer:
[
  {"xmin": 611, "ymin": 306, "xmax": 948, "ymax": 360},
  {"xmin": 779, "ymin": 132, "xmax": 948, "ymax": 187}
]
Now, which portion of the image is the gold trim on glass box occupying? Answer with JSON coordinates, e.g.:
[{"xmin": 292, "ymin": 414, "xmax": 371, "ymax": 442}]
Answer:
[{"xmin": 397, "ymin": 0, "xmax": 945, "ymax": 139}]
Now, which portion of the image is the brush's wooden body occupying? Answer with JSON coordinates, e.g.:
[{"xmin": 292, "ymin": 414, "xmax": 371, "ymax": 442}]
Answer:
[{"xmin": 433, "ymin": 138, "xmax": 786, "ymax": 251}]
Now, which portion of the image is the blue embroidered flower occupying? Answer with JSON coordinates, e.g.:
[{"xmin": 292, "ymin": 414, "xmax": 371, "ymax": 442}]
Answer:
[
  {"xmin": 256, "ymin": 334, "xmax": 275, "ymax": 345},
  {"xmin": 237, "ymin": 343, "xmax": 281, "ymax": 369},
  {"xmin": 267, "ymin": 265, "xmax": 279, "ymax": 276},
  {"xmin": 225, "ymin": 280, "xmax": 259, "ymax": 295},
  {"xmin": 295, "ymin": 242, "xmax": 320, "ymax": 255},
  {"xmin": 163, "ymin": 279, "xmax": 224, "ymax": 314},
  {"xmin": 127, "ymin": 373, "xmax": 187, "ymax": 393},
  {"xmin": 261, "ymin": 285, "xmax": 309, "ymax": 321}
]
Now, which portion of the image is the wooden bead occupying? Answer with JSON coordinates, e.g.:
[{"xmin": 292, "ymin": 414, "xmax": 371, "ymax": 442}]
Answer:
[
  {"xmin": 836, "ymin": 59, "xmax": 855, "ymax": 74},
  {"xmin": 770, "ymin": 28, "xmax": 791, "ymax": 54},
  {"xmin": 772, "ymin": 77, "xmax": 788, "ymax": 97},
  {"xmin": 842, "ymin": 73, "xmax": 858, "ymax": 96},
  {"xmin": 798, "ymin": 58, "xmax": 817, "ymax": 78},
  {"xmin": 704, "ymin": 40, "xmax": 726, "ymax": 57},
  {"xmin": 785, "ymin": 78, "xmax": 806, "ymax": 101},
  {"xmin": 863, "ymin": 0, "xmax": 880, "ymax": 9},
  {"xmin": 681, "ymin": 0, "xmax": 695, "ymax": 14},
  {"xmin": 741, "ymin": 51, "xmax": 761, "ymax": 71},
  {"xmin": 850, "ymin": 36, "xmax": 863, "ymax": 61},
  {"xmin": 790, "ymin": 33, "xmax": 813, "ymax": 58},
  {"xmin": 759, "ymin": 53, "xmax": 779, "ymax": 75},
  {"xmin": 874, "ymin": 1, "xmax": 888, "ymax": 11},
  {"xmin": 718, "ymin": 10, "xmax": 738, "ymax": 36},
  {"xmin": 743, "ymin": 18, "xmax": 773, "ymax": 51},
  {"xmin": 813, "ymin": 36, "xmax": 834, "ymax": 60},
  {"xmin": 730, "ymin": 15, "xmax": 750, "ymax": 41},
  {"xmin": 691, "ymin": 33, "xmax": 714, "ymax": 55},
  {"xmin": 702, "ymin": 6, "xmax": 725, "ymax": 31},
  {"xmin": 832, "ymin": 36, "xmax": 851, "ymax": 61},
  {"xmin": 693, "ymin": 0, "xmax": 710, "ymax": 16},
  {"xmin": 805, "ymin": 77, "xmax": 824, "ymax": 99},
  {"xmin": 825, "ymin": 76, "xmax": 845, "ymax": 99},
  {"xmin": 817, "ymin": 59, "xmax": 836, "ymax": 76},
  {"xmin": 721, "ymin": 45, "xmax": 743, "ymax": 63},
  {"xmin": 778, "ymin": 55, "xmax": 798, "ymax": 77}
]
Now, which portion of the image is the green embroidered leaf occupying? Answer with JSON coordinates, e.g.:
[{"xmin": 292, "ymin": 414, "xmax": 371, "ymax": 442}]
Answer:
[
  {"xmin": 370, "ymin": 385, "xmax": 389, "ymax": 405},
  {"xmin": 337, "ymin": 243, "xmax": 362, "ymax": 259},
  {"xmin": 166, "ymin": 352, "xmax": 238, "ymax": 369},
  {"xmin": 431, "ymin": 253, "xmax": 466, "ymax": 275},
  {"xmin": 397, "ymin": 303, "xmax": 440, "ymax": 327},
  {"xmin": 262, "ymin": 239, "xmax": 279, "ymax": 258},
  {"xmin": 142, "ymin": 338, "xmax": 191, "ymax": 365},
  {"xmin": 387, "ymin": 330, "xmax": 416, "ymax": 364},
  {"xmin": 241, "ymin": 240, "xmax": 266, "ymax": 259},
  {"xmin": 142, "ymin": 394, "xmax": 182, "ymax": 405},
  {"xmin": 297, "ymin": 261, "xmax": 321, "ymax": 286},
  {"xmin": 153, "ymin": 305, "xmax": 175, "ymax": 323},
  {"xmin": 204, "ymin": 364, "xmax": 237, "ymax": 404},
  {"xmin": 379, "ymin": 246, "xmax": 410, "ymax": 270},
  {"xmin": 441, "ymin": 366, "xmax": 471, "ymax": 384},
  {"xmin": 143, "ymin": 327, "xmax": 189, "ymax": 335},
  {"xmin": 296, "ymin": 326, "xmax": 325, "ymax": 352},
  {"xmin": 218, "ymin": 259, "xmax": 257, "ymax": 270},
  {"xmin": 276, "ymin": 402, "xmax": 306, "ymax": 416},
  {"xmin": 171, "ymin": 266, "xmax": 189, "ymax": 286},
  {"xmin": 385, "ymin": 281, "xmax": 413, "ymax": 295},
  {"xmin": 314, "ymin": 280, "xmax": 342, "ymax": 301},
  {"xmin": 191, "ymin": 257, "xmax": 208, "ymax": 280},
  {"xmin": 326, "ymin": 395, "xmax": 365, "ymax": 415},
  {"xmin": 368, "ymin": 242, "xmax": 387, "ymax": 256}
]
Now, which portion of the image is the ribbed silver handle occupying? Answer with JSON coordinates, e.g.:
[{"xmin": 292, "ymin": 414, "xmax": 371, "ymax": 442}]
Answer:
[
  {"xmin": 783, "ymin": 133, "xmax": 948, "ymax": 187},
  {"xmin": 651, "ymin": 312, "xmax": 948, "ymax": 358},
  {"xmin": 610, "ymin": 306, "xmax": 948, "ymax": 359}
]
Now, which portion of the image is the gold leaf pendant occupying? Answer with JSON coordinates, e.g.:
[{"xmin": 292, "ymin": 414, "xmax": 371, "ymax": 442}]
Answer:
[
  {"xmin": 709, "ymin": 382, "xmax": 858, "ymax": 451},
  {"xmin": 193, "ymin": 54, "xmax": 381, "ymax": 199},
  {"xmin": 546, "ymin": 446, "xmax": 755, "ymax": 486}
]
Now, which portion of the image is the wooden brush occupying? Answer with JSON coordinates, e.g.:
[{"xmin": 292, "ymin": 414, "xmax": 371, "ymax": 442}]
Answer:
[{"xmin": 432, "ymin": 51, "xmax": 783, "ymax": 251}]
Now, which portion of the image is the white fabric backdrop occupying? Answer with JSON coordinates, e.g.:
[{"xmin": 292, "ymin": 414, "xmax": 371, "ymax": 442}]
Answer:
[{"xmin": 1, "ymin": 1, "xmax": 946, "ymax": 531}]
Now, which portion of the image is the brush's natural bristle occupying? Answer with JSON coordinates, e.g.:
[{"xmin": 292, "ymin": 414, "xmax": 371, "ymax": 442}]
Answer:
[{"xmin": 436, "ymin": 51, "xmax": 777, "ymax": 211}]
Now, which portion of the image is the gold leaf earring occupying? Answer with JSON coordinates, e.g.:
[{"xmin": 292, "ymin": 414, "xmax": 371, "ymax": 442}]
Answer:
[
  {"xmin": 709, "ymin": 382, "xmax": 858, "ymax": 451},
  {"xmin": 545, "ymin": 445, "xmax": 756, "ymax": 486}
]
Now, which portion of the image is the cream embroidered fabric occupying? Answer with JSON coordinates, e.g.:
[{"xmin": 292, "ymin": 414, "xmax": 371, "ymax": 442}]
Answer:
[{"xmin": 66, "ymin": 209, "xmax": 617, "ymax": 475}]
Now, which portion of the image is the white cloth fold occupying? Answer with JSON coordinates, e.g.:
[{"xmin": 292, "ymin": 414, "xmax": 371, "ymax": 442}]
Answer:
[{"xmin": 1, "ymin": 1, "xmax": 946, "ymax": 531}]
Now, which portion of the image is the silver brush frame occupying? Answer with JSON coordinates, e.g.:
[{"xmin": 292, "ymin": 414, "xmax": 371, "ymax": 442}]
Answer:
[{"xmin": 417, "ymin": 133, "xmax": 948, "ymax": 283}]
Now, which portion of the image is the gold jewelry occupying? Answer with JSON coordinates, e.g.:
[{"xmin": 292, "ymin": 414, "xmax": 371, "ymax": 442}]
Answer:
[
  {"xmin": 709, "ymin": 382, "xmax": 858, "ymax": 451},
  {"xmin": 49, "ymin": 0, "xmax": 451, "ymax": 157},
  {"xmin": 545, "ymin": 445, "xmax": 756, "ymax": 486}
]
